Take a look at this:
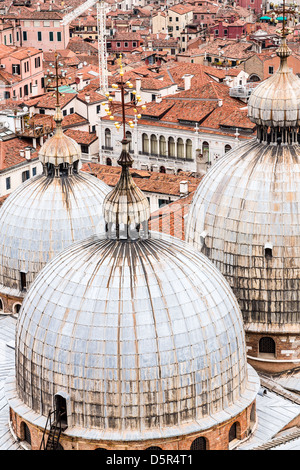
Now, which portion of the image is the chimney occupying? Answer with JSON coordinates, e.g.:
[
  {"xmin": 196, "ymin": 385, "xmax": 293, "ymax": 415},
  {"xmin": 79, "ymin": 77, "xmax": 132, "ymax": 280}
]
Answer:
[
  {"xmin": 180, "ymin": 180, "xmax": 189, "ymax": 197},
  {"xmin": 77, "ymin": 72, "xmax": 84, "ymax": 90},
  {"xmin": 37, "ymin": 2, "xmax": 41, "ymax": 11},
  {"xmin": 25, "ymin": 147, "xmax": 31, "ymax": 160},
  {"xmin": 218, "ymin": 98, "xmax": 223, "ymax": 107},
  {"xmin": 183, "ymin": 74, "xmax": 193, "ymax": 90},
  {"xmin": 155, "ymin": 94, "xmax": 162, "ymax": 103},
  {"xmin": 20, "ymin": 149, "xmax": 25, "ymax": 158},
  {"xmin": 85, "ymin": 93, "xmax": 91, "ymax": 103},
  {"xmin": 135, "ymin": 77, "xmax": 141, "ymax": 95}
]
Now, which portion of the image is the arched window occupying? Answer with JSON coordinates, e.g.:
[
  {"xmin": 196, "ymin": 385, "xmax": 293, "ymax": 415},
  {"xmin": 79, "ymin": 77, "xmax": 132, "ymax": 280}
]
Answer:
[
  {"xmin": 55, "ymin": 394, "xmax": 68, "ymax": 427},
  {"xmin": 202, "ymin": 141, "xmax": 209, "ymax": 160},
  {"xmin": 106, "ymin": 157, "xmax": 112, "ymax": 166},
  {"xmin": 13, "ymin": 303, "xmax": 22, "ymax": 314},
  {"xmin": 177, "ymin": 138, "xmax": 184, "ymax": 158},
  {"xmin": 190, "ymin": 437, "xmax": 207, "ymax": 450},
  {"xmin": 150, "ymin": 134, "xmax": 158, "ymax": 155},
  {"xmin": 168, "ymin": 137, "xmax": 175, "ymax": 157},
  {"xmin": 225, "ymin": 144, "xmax": 232, "ymax": 153},
  {"xmin": 229, "ymin": 422, "xmax": 237, "ymax": 442},
  {"xmin": 159, "ymin": 136, "xmax": 166, "ymax": 156},
  {"xmin": 250, "ymin": 403, "xmax": 256, "ymax": 427},
  {"xmin": 145, "ymin": 446, "xmax": 162, "ymax": 451},
  {"xmin": 186, "ymin": 139, "xmax": 192, "ymax": 160},
  {"xmin": 0, "ymin": 298, "xmax": 3, "ymax": 311},
  {"xmin": 160, "ymin": 166, "xmax": 166, "ymax": 174},
  {"xmin": 177, "ymin": 169, "xmax": 182, "ymax": 174},
  {"xmin": 126, "ymin": 131, "xmax": 132, "ymax": 151},
  {"xmin": 259, "ymin": 337, "xmax": 276, "ymax": 356},
  {"xmin": 21, "ymin": 422, "xmax": 31, "ymax": 445},
  {"xmin": 142, "ymin": 133, "xmax": 149, "ymax": 154},
  {"xmin": 105, "ymin": 128, "xmax": 111, "ymax": 148}
]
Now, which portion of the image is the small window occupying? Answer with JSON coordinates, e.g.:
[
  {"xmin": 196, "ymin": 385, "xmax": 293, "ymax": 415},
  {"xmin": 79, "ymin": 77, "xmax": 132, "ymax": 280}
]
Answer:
[
  {"xmin": 49, "ymin": 31, "xmax": 54, "ymax": 42},
  {"xmin": 124, "ymin": 42, "xmax": 128, "ymax": 47},
  {"xmin": 259, "ymin": 337, "xmax": 276, "ymax": 356},
  {"xmin": 117, "ymin": 42, "xmax": 121, "ymax": 48},
  {"xmin": 269, "ymin": 66, "xmax": 274, "ymax": 75},
  {"xmin": 57, "ymin": 31, "xmax": 62, "ymax": 42},
  {"xmin": 22, "ymin": 170, "xmax": 30, "ymax": 182},
  {"xmin": 6, "ymin": 177, "xmax": 10, "ymax": 190},
  {"xmin": 32, "ymin": 167, "xmax": 37, "ymax": 176},
  {"xmin": 81, "ymin": 144, "xmax": 89, "ymax": 154},
  {"xmin": 264, "ymin": 243, "xmax": 273, "ymax": 259},
  {"xmin": 23, "ymin": 31, "xmax": 27, "ymax": 41},
  {"xmin": 69, "ymin": 107, "xmax": 74, "ymax": 114},
  {"xmin": 229, "ymin": 423, "xmax": 237, "ymax": 443},
  {"xmin": 20, "ymin": 272, "xmax": 27, "ymax": 292},
  {"xmin": 190, "ymin": 437, "xmax": 207, "ymax": 450},
  {"xmin": 37, "ymin": 31, "xmax": 42, "ymax": 41}
]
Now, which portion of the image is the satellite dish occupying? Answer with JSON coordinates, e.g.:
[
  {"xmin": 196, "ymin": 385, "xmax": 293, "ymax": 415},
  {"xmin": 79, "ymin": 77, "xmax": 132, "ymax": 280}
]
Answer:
[
  {"xmin": 23, "ymin": 106, "xmax": 29, "ymax": 112},
  {"xmin": 75, "ymin": 77, "xmax": 80, "ymax": 84}
]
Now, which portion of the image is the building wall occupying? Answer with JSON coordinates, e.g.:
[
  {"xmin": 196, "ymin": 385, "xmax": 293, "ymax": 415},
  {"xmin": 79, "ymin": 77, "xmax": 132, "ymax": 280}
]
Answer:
[
  {"xmin": 99, "ymin": 120, "xmax": 242, "ymax": 175},
  {"xmin": 20, "ymin": 19, "xmax": 70, "ymax": 51},
  {"xmin": 246, "ymin": 332, "xmax": 300, "ymax": 374}
]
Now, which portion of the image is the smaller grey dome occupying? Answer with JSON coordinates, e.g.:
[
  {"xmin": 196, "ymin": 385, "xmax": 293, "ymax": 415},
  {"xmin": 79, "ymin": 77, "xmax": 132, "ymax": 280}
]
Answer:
[{"xmin": 0, "ymin": 171, "xmax": 110, "ymax": 296}]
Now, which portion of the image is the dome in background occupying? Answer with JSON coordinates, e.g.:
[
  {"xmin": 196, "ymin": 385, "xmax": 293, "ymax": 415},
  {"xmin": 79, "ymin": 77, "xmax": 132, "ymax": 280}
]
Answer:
[{"xmin": 186, "ymin": 38, "xmax": 300, "ymax": 373}]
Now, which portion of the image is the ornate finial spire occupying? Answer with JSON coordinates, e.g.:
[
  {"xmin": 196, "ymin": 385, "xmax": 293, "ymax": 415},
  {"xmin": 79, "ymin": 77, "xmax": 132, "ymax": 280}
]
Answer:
[
  {"xmin": 38, "ymin": 51, "xmax": 81, "ymax": 176},
  {"xmin": 53, "ymin": 51, "xmax": 64, "ymax": 129},
  {"xmin": 103, "ymin": 57, "xmax": 150, "ymax": 240},
  {"xmin": 270, "ymin": 0, "xmax": 298, "ymax": 64}
]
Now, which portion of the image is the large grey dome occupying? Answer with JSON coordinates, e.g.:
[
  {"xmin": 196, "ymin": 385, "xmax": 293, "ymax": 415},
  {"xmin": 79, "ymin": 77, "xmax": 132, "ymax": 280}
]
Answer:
[
  {"xmin": 186, "ymin": 138, "xmax": 300, "ymax": 333},
  {"xmin": 0, "ymin": 171, "xmax": 109, "ymax": 297},
  {"xmin": 15, "ymin": 232, "xmax": 258, "ymax": 440}
]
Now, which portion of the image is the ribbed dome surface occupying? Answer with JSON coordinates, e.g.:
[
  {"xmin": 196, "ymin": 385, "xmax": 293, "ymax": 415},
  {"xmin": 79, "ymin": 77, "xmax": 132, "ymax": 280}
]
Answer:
[
  {"xmin": 16, "ymin": 233, "xmax": 256, "ymax": 439},
  {"xmin": 0, "ymin": 172, "xmax": 109, "ymax": 295},
  {"xmin": 186, "ymin": 139, "xmax": 300, "ymax": 332},
  {"xmin": 248, "ymin": 46, "xmax": 300, "ymax": 128},
  {"xmin": 39, "ymin": 127, "xmax": 81, "ymax": 166}
]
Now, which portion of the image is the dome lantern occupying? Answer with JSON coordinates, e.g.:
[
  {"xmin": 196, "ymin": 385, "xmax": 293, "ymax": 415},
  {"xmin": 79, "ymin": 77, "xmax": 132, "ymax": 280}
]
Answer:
[
  {"xmin": 102, "ymin": 66, "xmax": 150, "ymax": 241},
  {"xmin": 248, "ymin": 5, "xmax": 300, "ymax": 144},
  {"xmin": 38, "ymin": 52, "xmax": 81, "ymax": 177}
]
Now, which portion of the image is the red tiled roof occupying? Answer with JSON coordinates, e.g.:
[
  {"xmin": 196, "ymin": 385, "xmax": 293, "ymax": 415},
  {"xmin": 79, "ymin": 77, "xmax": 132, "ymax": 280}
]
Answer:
[
  {"xmin": 0, "ymin": 138, "xmax": 39, "ymax": 171},
  {"xmin": 81, "ymin": 163, "xmax": 201, "ymax": 196},
  {"xmin": 149, "ymin": 191, "xmax": 196, "ymax": 240},
  {"xmin": 64, "ymin": 129, "xmax": 98, "ymax": 145}
]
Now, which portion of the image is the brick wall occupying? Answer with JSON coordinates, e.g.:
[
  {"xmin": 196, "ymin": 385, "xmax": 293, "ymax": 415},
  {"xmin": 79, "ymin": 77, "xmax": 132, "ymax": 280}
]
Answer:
[{"xmin": 10, "ymin": 400, "xmax": 256, "ymax": 450}]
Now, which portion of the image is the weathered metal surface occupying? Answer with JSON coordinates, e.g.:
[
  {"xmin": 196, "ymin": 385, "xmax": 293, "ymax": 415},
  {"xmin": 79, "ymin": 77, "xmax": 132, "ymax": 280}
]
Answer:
[
  {"xmin": 15, "ymin": 232, "xmax": 257, "ymax": 437},
  {"xmin": 0, "ymin": 171, "xmax": 109, "ymax": 294},
  {"xmin": 39, "ymin": 126, "xmax": 81, "ymax": 167},
  {"xmin": 186, "ymin": 138, "xmax": 300, "ymax": 331},
  {"xmin": 103, "ymin": 141, "xmax": 150, "ymax": 240}
]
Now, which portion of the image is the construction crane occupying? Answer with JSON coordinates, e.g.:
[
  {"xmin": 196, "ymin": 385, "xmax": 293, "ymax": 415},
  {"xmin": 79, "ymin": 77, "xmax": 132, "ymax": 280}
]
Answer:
[
  {"xmin": 97, "ymin": 0, "xmax": 108, "ymax": 93},
  {"xmin": 60, "ymin": 0, "xmax": 98, "ymax": 26},
  {"xmin": 61, "ymin": 0, "xmax": 108, "ymax": 93}
]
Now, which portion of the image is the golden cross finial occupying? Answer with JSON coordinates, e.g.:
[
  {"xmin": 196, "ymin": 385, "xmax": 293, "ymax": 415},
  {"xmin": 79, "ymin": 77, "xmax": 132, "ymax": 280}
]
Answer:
[
  {"xmin": 268, "ymin": 1, "xmax": 298, "ymax": 39},
  {"xmin": 102, "ymin": 54, "xmax": 146, "ymax": 141}
]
